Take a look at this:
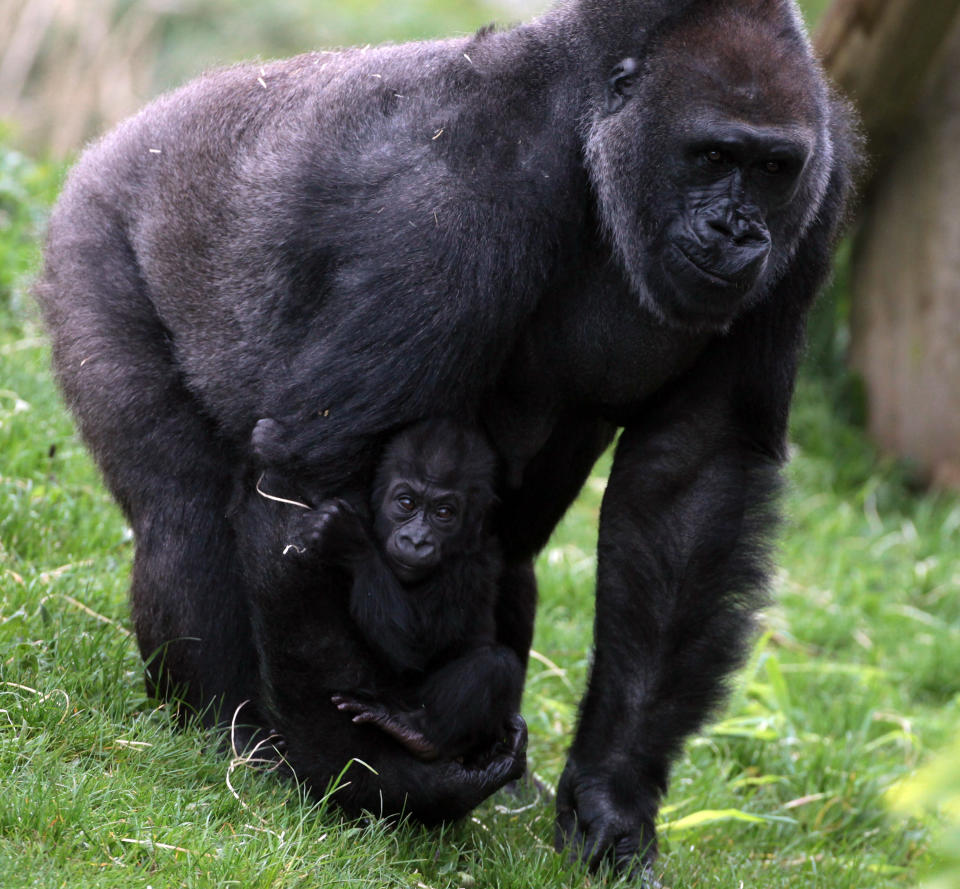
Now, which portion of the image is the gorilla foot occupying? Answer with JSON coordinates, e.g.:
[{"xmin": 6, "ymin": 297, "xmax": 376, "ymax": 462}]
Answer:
[{"xmin": 332, "ymin": 694, "xmax": 440, "ymax": 761}]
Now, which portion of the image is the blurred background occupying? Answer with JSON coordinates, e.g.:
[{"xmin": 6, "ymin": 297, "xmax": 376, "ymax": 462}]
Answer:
[
  {"xmin": 0, "ymin": 2, "xmax": 957, "ymax": 888},
  {"xmin": 0, "ymin": 0, "xmax": 541, "ymax": 156}
]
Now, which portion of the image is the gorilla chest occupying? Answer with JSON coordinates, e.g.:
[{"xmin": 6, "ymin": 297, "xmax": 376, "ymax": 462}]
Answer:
[
  {"xmin": 513, "ymin": 278, "xmax": 711, "ymax": 413},
  {"xmin": 571, "ymin": 317, "xmax": 709, "ymax": 413},
  {"xmin": 485, "ymin": 289, "xmax": 710, "ymax": 478}
]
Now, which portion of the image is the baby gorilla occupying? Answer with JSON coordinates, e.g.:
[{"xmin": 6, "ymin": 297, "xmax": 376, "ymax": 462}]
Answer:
[{"xmin": 252, "ymin": 417, "xmax": 524, "ymax": 763}]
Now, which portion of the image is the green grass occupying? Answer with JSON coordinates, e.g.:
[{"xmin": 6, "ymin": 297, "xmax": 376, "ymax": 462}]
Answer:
[{"xmin": 1, "ymin": 139, "xmax": 958, "ymax": 889}]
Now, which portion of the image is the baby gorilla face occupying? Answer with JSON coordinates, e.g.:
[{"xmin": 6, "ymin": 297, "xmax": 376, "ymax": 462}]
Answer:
[
  {"xmin": 370, "ymin": 418, "xmax": 497, "ymax": 586},
  {"xmin": 375, "ymin": 478, "xmax": 465, "ymax": 583}
]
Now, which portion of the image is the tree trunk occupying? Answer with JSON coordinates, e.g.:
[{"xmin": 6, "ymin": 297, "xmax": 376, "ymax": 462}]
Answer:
[
  {"xmin": 817, "ymin": 0, "xmax": 960, "ymax": 150},
  {"xmin": 845, "ymin": 15, "xmax": 960, "ymax": 487},
  {"xmin": 816, "ymin": 1, "xmax": 960, "ymax": 488}
]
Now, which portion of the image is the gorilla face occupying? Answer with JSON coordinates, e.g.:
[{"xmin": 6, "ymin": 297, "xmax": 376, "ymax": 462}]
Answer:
[
  {"xmin": 371, "ymin": 418, "xmax": 497, "ymax": 585},
  {"xmin": 586, "ymin": 4, "xmax": 832, "ymax": 332},
  {"xmin": 644, "ymin": 112, "xmax": 816, "ymax": 328},
  {"xmin": 375, "ymin": 477, "xmax": 466, "ymax": 583}
]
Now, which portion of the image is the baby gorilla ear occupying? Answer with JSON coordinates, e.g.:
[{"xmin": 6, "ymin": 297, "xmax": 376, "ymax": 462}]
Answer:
[
  {"xmin": 605, "ymin": 57, "xmax": 640, "ymax": 114},
  {"xmin": 251, "ymin": 418, "xmax": 293, "ymax": 466}
]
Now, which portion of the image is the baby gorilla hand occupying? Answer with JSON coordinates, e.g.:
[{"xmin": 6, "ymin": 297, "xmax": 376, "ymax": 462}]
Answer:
[{"xmin": 306, "ymin": 499, "xmax": 369, "ymax": 564}]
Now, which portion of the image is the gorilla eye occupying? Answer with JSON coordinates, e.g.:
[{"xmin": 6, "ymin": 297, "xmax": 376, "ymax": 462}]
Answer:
[
  {"xmin": 763, "ymin": 159, "xmax": 783, "ymax": 174},
  {"xmin": 397, "ymin": 495, "xmax": 416, "ymax": 512},
  {"xmin": 705, "ymin": 149, "xmax": 724, "ymax": 164},
  {"xmin": 434, "ymin": 504, "xmax": 457, "ymax": 522}
]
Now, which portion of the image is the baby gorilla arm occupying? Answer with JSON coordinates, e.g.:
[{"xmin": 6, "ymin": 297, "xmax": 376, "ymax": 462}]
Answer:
[{"xmin": 300, "ymin": 498, "xmax": 432, "ymax": 673}]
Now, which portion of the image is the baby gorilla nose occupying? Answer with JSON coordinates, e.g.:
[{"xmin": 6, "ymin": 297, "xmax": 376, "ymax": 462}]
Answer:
[{"xmin": 397, "ymin": 532, "xmax": 436, "ymax": 562}]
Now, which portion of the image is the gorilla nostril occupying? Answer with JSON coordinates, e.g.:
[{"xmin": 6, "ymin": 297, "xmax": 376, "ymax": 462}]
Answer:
[
  {"xmin": 707, "ymin": 217, "xmax": 733, "ymax": 238},
  {"xmin": 733, "ymin": 221, "xmax": 769, "ymax": 246}
]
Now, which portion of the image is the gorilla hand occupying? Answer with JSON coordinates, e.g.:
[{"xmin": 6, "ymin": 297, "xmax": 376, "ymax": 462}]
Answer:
[
  {"xmin": 305, "ymin": 499, "xmax": 370, "ymax": 564},
  {"xmin": 555, "ymin": 755, "xmax": 659, "ymax": 882}
]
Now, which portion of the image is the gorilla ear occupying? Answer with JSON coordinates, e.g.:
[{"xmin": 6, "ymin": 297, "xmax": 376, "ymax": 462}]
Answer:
[{"xmin": 605, "ymin": 57, "xmax": 640, "ymax": 114}]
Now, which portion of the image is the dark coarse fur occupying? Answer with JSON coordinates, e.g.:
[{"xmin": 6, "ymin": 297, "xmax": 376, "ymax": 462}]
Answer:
[
  {"xmin": 34, "ymin": 0, "xmax": 860, "ymax": 875},
  {"xmin": 235, "ymin": 418, "xmax": 526, "ymax": 817}
]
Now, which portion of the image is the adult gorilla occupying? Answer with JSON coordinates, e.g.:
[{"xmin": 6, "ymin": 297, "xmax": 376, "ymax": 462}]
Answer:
[{"xmin": 36, "ymin": 0, "xmax": 859, "ymax": 875}]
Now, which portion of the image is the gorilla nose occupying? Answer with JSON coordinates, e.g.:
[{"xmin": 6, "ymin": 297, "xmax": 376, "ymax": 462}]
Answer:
[
  {"xmin": 706, "ymin": 213, "xmax": 768, "ymax": 247},
  {"xmin": 698, "ymin": 216, "xmax": 770, "ymax": 287},
  {"xmin": 397, "ymin": 535, "xmax": 435, "ymax": 560}
]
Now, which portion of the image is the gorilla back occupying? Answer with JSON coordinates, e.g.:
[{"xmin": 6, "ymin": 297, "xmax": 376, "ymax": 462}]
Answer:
[
  {"xmin": 37, "ymin": 7, "xmax": 586, "ymax": 725},
  {"xmin": 35, "ymin": 0, "xmax": 859, "ymax": 874}
]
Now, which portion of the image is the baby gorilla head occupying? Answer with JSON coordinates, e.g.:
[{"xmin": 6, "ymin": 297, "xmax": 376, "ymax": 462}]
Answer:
[{"xmin": 371, "ymin": 419, "xmax": 498, "ymax": 584}]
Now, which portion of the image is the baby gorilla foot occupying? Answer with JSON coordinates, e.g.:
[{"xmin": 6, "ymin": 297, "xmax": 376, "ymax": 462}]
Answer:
[{"xmin": 332, "ymin": 694, "xmax": 440, "ymax": 761}]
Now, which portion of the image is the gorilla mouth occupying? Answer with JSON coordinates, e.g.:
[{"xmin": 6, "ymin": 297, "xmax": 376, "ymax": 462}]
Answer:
[
  {"xmin": 675, "ymin": 246, "xmax": 741, "ymax": 288},
  {"xmin": 391, "ymin": 558, "xmax": 433, "ymax": 583}
]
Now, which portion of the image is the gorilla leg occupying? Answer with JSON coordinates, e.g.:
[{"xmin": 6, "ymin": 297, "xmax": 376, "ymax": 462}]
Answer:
[
  {"xmin": 131, "ymin": 487, "xmax": 258, "ymax": 731},
  {"xmin": 497, "ymin": 412, "xmax": 616, "ymax": 562},
  {"xmin": 37, "ymin": 215, "xmax": 260, "ymax": 731},
  {"xmin": 494, "ymin": 413, "xmax": 616, "ymax": 666},
  {"xmin": 494, "ymin": 562, "xmax": 538, "ymax": 669}
]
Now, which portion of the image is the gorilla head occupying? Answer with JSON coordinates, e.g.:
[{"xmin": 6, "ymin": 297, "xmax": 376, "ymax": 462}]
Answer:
[
  {"xmin": 371, "ymin": 419, "xmax": 498, "ymax": 583},
  {"xmin": 587, "ymin": 0, "xmax": 836, "ymax": 332}
]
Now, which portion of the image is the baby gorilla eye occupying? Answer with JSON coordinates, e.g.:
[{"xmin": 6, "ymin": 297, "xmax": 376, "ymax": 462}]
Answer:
[
  {"xmin": 397, "ymin": 495, "xmax": 416, "ymax": 512},
  {"xmin": 433, "ymin": 504, "xmax": 457, "ymax": 522}
]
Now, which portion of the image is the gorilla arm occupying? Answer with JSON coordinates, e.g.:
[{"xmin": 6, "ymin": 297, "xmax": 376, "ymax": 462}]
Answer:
[
  {"xmin": 231, "ymin": 43, "xmax": 591, "ymax": 489},
  {"xmin": 554, "ymin": 159, "xmax": 858, "ymax": 876}
]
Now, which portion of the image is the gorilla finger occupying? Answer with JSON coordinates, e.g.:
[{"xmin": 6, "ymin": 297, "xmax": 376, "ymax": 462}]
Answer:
[
  {"xmin": 614, "ymin": 830, "xmax": 658, "ymax": 877},
  {"xmin": 475, "ymin": 750, "xmax": 525, "ymax": 790},
  {"xmin": 350, "ymin": 713, "xmax": 440, "ymax": 760},
  {"xmin": 554, "ymin": 805, "xmax": 628, "ymax": 875},
  {"xmin": 331, "ymin": 695, "xmax": 385, "ymax": 721},
  {"xmin": 470, "ymin": 727, "xmax": 527, "ymax": 788},
  {"xmin": 554, "ymin": 768, "xmax": 580, "ymax": 850},
  {"xmin": 577, "ymin": 824, "xmax": 620, "ymax": 873},
  {"xmin": 250, "ymin": 418, "xmax": 287, "ymax": 462},
  {"xmin": 554, "ymin": 815, "xmax": 584, "ymax": 866},
  {"xmin": 331, "ymin": 496, "xmax": 358, "ymax": 516},
  {"xmin": 330, "ymin": 693, "xmax": 365, "ymax": 711},
  {"xmin": 503, "ymin": 714, "xmax": 528, "ymax": 757}
]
